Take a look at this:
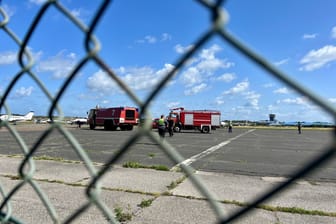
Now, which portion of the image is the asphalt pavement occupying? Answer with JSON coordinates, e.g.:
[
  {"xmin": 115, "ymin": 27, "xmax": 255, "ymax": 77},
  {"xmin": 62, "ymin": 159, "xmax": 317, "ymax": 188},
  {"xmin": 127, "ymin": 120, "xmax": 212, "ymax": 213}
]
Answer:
[
  {"xmin": 0, "ymin": 156, "xmax": 335, "ymax": 223},
  {"xmin": 1, "ymin": 125, "xmax": 335, "ymax": 181}
]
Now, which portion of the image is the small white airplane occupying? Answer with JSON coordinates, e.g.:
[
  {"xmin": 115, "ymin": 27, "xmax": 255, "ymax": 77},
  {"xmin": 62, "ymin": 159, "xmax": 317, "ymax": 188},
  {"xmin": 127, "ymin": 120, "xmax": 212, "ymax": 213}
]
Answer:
[
  {"xmin": 67, "ymin": 118, "xmax": 88, "ymax": 125},
  {"xmin": 0, "ymin": 111, "xmax": 34, "ymax": 123}
]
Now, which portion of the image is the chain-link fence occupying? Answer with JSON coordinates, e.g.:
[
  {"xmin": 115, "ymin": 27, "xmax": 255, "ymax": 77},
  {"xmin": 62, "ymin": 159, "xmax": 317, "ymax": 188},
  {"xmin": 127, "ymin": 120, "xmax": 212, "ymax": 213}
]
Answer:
[{"xmin": 1, "ymin": 0, "xmax": 336, "ymax": 223}]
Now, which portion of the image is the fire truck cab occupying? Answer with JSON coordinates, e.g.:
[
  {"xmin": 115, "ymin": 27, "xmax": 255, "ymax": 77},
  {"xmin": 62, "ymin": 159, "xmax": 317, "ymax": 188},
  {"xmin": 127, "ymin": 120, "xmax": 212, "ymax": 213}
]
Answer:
[
  {"xmin": 88, "ymin": 106, "xmax": 139, "ymax": 131},
  {"xmin": 169, "ymin": 107, "xmax": 221, "ymax": 133}
]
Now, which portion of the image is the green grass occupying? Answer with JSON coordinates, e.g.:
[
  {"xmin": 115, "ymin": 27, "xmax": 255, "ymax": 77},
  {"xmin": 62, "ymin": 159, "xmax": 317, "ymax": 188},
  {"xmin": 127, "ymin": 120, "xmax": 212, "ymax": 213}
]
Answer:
[
  {"xmin": 33, "ymin": 155, "xmax": 82, "ymax": 164},
  {"xmin": 167, "ymin": 176, "xmax": 187, "ymax": 190},
  {"xmin": 138, "ymin": 198, "xmax": 154, "ymax": 208},
  {"xmin": 257, "ymin": 205, "xmax": 336, "ymax": 217},
  {"xmin": 148, "ymin": 153, "xmax": 155, "ymax": 158},
  {"xmin": 114, "ymin": 206, "xmax": 132, "ymax": 222},
  {"xmin": 122, "ymin": 161, "xmax": 169, "ymax": 171}
]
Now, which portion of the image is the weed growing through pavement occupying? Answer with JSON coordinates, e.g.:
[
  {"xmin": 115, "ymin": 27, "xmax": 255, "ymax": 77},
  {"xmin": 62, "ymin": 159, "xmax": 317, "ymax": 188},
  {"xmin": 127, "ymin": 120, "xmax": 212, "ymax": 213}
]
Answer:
[
  {"xmin": 138, "ymin": 198, "xmax": 154, "ymax": 208},
  {"xmin": 148, "ymin": 153, "xmax": 155, "ymax": 158},
  {"xmin": 114, "ymin": 206, "xmax": 132, "ymax": 222},
  {"xmin": 167, "ymin": 176, "xmax": 187, "ymax": 190},
  {"xmin": 122, "ymin": 161, "xmax": 169, "ymax": 171}
]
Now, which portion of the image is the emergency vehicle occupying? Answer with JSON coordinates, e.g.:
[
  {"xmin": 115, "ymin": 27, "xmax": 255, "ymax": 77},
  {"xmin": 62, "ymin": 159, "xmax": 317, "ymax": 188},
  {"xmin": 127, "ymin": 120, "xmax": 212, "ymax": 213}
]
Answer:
[
  {"xmin": 169, "ymin": 107, "xmax": 221, "ymax": 133},
  {"xmin": 87, "ymin": 106, "xmax": 139, "ymax": 130}
]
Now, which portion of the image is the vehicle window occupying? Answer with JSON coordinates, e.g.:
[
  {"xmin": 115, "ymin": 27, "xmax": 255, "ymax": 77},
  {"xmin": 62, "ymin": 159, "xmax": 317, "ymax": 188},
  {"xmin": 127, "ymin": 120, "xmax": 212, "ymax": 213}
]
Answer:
[{"xmin": 125, "ymin": 110, "xmax": 135, "ymax": 120}]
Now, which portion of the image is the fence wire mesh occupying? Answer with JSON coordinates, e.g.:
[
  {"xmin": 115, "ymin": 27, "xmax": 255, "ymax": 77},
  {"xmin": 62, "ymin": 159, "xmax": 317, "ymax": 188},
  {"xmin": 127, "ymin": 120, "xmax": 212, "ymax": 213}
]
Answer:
[{"xmin": 0, "ymin": 0, "xmax": 336, "ymax": 223}]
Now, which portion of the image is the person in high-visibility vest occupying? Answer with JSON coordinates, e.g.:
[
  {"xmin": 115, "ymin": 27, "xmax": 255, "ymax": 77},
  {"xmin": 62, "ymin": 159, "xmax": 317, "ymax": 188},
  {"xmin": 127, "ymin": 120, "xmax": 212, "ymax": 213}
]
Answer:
[{"xmin": 157, "ymin": 114, "xmax": 167, "ymax": 138}]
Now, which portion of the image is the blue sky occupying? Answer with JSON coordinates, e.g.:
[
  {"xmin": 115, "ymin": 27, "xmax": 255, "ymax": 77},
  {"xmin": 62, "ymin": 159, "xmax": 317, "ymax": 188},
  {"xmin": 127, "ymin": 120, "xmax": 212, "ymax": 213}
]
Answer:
[{"xmin": 1, "ymin": 0, "xmax": 336, "ymax": 122}]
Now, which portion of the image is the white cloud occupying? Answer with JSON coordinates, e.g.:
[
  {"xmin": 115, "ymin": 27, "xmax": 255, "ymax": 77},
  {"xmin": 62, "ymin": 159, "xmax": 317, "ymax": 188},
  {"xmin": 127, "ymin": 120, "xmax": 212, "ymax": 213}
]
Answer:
[
  {"xmin": 218, "ymin": 79, "xmax": 260, "ymax": 110},
  {"xmin": 263, "ymin": 83, "xmax": 274, "ymax": 88},
  {"xmin": 86, "ymin": 64, "xmax": 174, "ymax": 94},
  {"xmin": 243, "ymin": 91, "xmax": 260, "ymax": 109},
  {"xmin": 136, "ymin": 33, "xmax": 172, "ymax": 44},
  {"xmin": 331, "ymin": 26, "xmax": 336, "ymax": 39},
  {"xmin": 277, "ymin": 97, "xmax": 310, "ymax": 107},
  {"xmin": 156, "ymin": 63, "xmax": 176, "ymax": 78},
  {"xmin": 197, "ymin": 44, "xmax": 234, "ymax": 72},
  {"xmin": 328, "ymin": 98, "xmax": 336, "ymax": 103},
  {"xmin": 180, "ymin": 44, "xmax": 234, "ymax": 87},
  {"xmin": 122, "ymin": 64, "xmax": 173, "ymax": 90},
  {"xmin": 145, "ymin": 35, "xmax": 156, "ymax": 43},
  {"xmin": 302, "ymin": 33, "xmax": 318, "ymax": 39},
  {"xmin": 0, "ymin": 48, "xmax": 42, "ymax": 65},
  {"xmin": 181, "ymin": 67, "xmax": 202, "ymax": 86},
  {"xmin": 86, "ymin": 70, "xmax": 117, "ymax": 93},
  {"xmin": 299, "ymin": 45, "xmax": 336, "ymax": 71},
  {"xmin": 274, "ymin": 58, "xmax": 289, "ymax": 66},
  {"xmin": 184, "ymin": 83, "xmax": 207, "ymax": 96},
  {"xmin": 70, "ymin": 8, "xmax": 91, "ymax": 22},
  {"xmin": 161, "ymin": 33, "xmax": 172, "ymax": 41},
  {"xmin": 273, "ymin": 87, "xmax": 291, "ymax": 94},
  {"xmin": 136, "ymin": 35, "xmax": 157, "ymax": 44},
  {"xmin": 0, "ymin": 51, "xmax": 17, "ymax": 65},
  {"xmin": 174, "ymin": 44, "xmax": 193, "ymax": 54},
  {"xmin": 14, "ymin": 86, "xmax": 34, "ymax": 97},
  {"xmin": 166, "ymin": 101, "xmax": 180, "ymax": 109},
  {"xmin": 1, "ymin": 4, "xmax": 15, "ymax": 17},
  {"xmin": 29, "ymin": 0, "xmax": 46, "ymax": 5},
  {"xmin": 223, "ymin": 80, "xmax": 249, "ymax": 95},
  {"xmin": 217, "ymin": 73, "xmax": 236, "ymax": 82},
  {"xmin": 36, "ymin": 50, "xmax": 77, "ymax": 79},
  {"xmin": 215, "ymin": 96, "xmax": 225, "ymax": 105}
]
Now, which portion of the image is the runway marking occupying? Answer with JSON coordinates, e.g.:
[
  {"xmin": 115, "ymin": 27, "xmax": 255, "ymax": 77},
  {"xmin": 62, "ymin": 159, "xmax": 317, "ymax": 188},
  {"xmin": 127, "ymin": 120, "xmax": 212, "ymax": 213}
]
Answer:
[{"xmin": 171, "ymin": 129, "xmax": 255, "ymax": 171}]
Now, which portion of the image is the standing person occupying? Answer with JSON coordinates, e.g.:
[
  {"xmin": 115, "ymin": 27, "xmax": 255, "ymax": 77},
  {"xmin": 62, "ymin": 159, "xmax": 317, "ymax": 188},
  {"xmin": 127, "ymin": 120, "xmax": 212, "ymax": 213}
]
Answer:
[
  {"xmin": 77, "ymin": 120, "xmax": 81, "ymax": 128},
  {"xmin": 167, "ymin": 115, "xmax": 175, "ymax": 137},
  {"xmin": 157, "ymin": 115, "xmax": 167, "ymax": 138},
  {"xmin": 228, "ymin": 121, "xmax": 233, "ymax": 133},
  {"xmin": 297, "ymin": 121, "xmax": 302, "ymax": 134}
]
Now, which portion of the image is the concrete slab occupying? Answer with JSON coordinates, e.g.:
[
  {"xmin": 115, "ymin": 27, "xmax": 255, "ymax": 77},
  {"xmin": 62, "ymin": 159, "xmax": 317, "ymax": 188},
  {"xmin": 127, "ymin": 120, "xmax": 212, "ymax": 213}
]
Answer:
[
  {"xmin": 276, "ymin": 212, "xmax": 336, "ymax": 224},
  {"xmin": 0, "ymin": 156, "xmax": 185, "ymax": 195},
  {"xmin": 1, "ymin": 156, "xmax": 335, "ymax": 223},
  {"xmin": 92, "ymin": 166, "xmax": 185, "ymax": 194},
  {"xmin": 0, "ymin": 156, "xmax": 93, "ymax": 183},
  {"xmin": 0, "ymin": 176, "xmax": 153, "ymax": 224},
  {"xmin": 129, "ymin": 196, "xmax": 279, "ymax": 224},
  {"xmin": 172, "ymin": 171, "xmax": 336, "ymax": 212}
]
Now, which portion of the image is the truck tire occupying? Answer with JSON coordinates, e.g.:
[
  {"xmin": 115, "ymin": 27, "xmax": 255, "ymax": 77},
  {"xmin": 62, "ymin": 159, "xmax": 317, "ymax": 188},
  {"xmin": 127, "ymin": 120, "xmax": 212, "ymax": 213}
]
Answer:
[
  {"xmin": 174, "ymin": 123, "xmax": 182, "ymax": 132},
  {"xmin": 201, "ymin": 126, "xmax": 210, "ymax": 133},
  {"xmin": 104, "ymin": 120, "xmax": 113, "ymax": 130},
  {"xmin": 104, "ymin": 122, "xmax": 109, "ymax": 130}
]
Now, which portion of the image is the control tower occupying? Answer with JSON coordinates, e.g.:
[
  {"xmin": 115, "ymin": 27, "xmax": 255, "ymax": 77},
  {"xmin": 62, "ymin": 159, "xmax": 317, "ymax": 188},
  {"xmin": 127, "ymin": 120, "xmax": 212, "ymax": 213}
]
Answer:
[{"xmin": 269, "ymin": 114, "xmax": 276, "ymax": 122}]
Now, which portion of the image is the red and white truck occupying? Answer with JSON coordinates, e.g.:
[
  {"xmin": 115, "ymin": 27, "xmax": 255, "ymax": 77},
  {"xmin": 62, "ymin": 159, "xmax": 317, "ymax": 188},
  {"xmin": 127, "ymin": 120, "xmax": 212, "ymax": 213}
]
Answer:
[
  {"xmin": 87, "ymin": 106, "xmax": 139, "ymax": 130},
  {"xmin": 169, "ymin": 107, "xmax": 221, "ymax": 133}
]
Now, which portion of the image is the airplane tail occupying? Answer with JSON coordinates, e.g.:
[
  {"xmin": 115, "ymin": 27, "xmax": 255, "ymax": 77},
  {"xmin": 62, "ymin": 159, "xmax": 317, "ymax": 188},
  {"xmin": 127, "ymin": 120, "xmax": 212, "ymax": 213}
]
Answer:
[{"xmin": 24, "ymin": 111, "xmax": 34, "ymax": 120}]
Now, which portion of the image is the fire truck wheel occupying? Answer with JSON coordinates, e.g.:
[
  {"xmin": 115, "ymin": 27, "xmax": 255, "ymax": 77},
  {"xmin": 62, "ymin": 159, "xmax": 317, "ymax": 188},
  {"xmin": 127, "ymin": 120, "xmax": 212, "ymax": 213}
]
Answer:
[
  {"xmin": 202, "ymin": 126, "xmax": 210, "ymax": 133},
  {"xmin": 174, "ymin": 126, "xmax": 180, "ymax": 132}
]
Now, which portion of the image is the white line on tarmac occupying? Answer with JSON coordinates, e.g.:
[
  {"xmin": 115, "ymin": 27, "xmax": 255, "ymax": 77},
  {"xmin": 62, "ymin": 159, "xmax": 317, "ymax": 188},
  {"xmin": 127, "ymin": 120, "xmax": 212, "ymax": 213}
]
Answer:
[{"xmin": 170, "ymin": 129, "xmax": 256, "ymax": 171}]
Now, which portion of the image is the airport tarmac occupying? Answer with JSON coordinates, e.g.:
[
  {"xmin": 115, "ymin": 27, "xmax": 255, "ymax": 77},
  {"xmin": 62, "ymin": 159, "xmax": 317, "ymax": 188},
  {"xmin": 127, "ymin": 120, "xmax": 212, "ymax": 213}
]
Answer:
[
  {"xmin": 1, "ymin": 124, "xmax": 335, "ymax": 181},
  {"xmin": 0, "ymin": 124, "xmax": 335, "ymax": 223}
]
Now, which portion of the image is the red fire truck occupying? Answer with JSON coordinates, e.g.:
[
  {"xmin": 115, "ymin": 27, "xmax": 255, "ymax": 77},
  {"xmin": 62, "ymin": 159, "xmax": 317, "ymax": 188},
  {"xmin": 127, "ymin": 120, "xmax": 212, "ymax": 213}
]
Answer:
[
  {"xmin": 169, "ymin": 107, "xmax": 221, "ymax": 133},
  {"xmin": 87, "ymin": 106, "xmax": 139, "ymax": 130}
]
